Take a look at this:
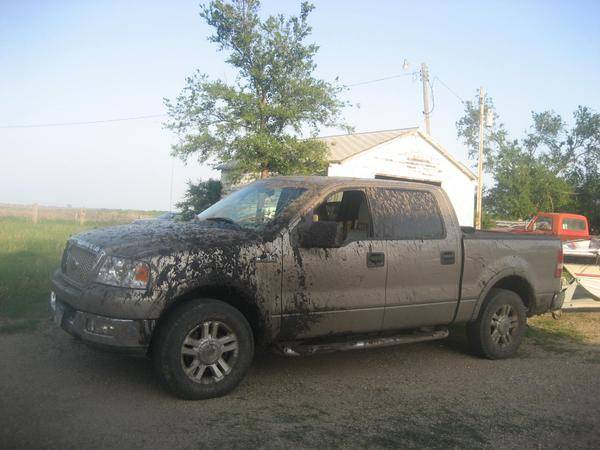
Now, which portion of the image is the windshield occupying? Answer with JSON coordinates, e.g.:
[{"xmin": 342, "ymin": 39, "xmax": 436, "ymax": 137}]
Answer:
[{"xmin": 197, "ymin": 182, "xmax": 307, "ymax": 230}]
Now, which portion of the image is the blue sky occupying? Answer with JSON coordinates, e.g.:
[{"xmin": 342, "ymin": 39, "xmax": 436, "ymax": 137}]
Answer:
[{"xmin": 1, "ymin": 0, "xmax": 599, "ymax": 210}]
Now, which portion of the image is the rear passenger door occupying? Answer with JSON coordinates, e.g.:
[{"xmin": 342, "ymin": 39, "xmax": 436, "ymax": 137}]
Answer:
[{"xmin": 368, "ymin": 187, "xmax": 462, "ymax": 330}]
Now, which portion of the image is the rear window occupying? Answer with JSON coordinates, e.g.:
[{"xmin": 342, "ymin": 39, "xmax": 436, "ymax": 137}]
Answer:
[
  {"xmin": 562, "ymin": 218, "xmax": 586, "ymax": 231},
  {"xmin": 370, "ymin": 188, "xmax": 445, "ymax": 239}
]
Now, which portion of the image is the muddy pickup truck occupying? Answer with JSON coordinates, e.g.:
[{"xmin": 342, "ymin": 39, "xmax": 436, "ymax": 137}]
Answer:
[{"xmin": 51, "ymin": 176, "xmax": 564, "ymax": 399}]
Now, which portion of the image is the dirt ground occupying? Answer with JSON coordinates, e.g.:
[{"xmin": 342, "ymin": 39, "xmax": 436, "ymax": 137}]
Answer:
[{"xmin": 1, "ymin": 313, "xmax": 599, "ymax": 449}]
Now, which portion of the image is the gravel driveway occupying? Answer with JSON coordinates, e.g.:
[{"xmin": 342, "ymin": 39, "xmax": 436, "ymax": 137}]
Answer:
[{"xmin": 1, "ymin": 315, "xmax": 599, "ymax": 449}]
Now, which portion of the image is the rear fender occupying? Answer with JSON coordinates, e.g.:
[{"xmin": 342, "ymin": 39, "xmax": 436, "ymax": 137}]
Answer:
[{"xmin": 469, "ymin": 267, "xmax": 535, "ymax": 321}]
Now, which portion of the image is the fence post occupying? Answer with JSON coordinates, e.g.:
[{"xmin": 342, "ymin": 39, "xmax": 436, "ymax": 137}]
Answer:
[
  {"xmin": 32, "ymin": 203, "xmax": 38, "ymax": 224},
  {"xmin": 79, "ymin": 208, "xmax": 86, "ymax": 226}
]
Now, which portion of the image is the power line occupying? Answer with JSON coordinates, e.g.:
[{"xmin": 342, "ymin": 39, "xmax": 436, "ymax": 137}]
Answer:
[
  {"xmin": 0, "ymin": 73, "xmax": 416, "ymax": 129},
  {"xmin": 428, "ymin": 78, "xmax": 435, "ymax": 115},
  {"xmin": 0, "ymin": 72, "xmax": 466, "ymax": 129},
  {"xmin": 433, "ymin": 76, "xmax": 465, "ymax": 103},
  {"xmin": 0, "ymin": 113, "xmax": 166, "ymax": 129},
  {"xmin": 344, "ymin": 72, "xmax": 415, "ymax": 87}
]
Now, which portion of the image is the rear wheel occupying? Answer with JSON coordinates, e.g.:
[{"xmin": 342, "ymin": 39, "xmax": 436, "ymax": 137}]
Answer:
[
  {"xmin": 152, "ymin": 299, "xmax": 254, "ymax": 399},
  {"xmin": 467, "ymin": 288, "xmax": 527, "ymax": 359}
]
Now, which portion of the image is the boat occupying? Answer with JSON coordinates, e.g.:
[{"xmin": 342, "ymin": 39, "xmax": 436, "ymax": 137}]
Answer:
[{"xmin": 562, "ymin": 238, "xmax": 600, "ymax": 301}]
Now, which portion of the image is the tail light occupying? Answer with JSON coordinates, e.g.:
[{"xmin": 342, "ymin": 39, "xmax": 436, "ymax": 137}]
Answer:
[{"xmin": 554, "ymin": 248, "xmax": 563, "ymax": 278}]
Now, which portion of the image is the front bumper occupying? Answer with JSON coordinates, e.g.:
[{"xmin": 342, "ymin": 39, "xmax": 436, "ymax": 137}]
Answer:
[
  {"xmin": 51, "ymin": 292, "xmax": 155, "ymax": 353},
  {"xmin": 51, "ymin": 269, "xmax": 165, "ymax": 319}
]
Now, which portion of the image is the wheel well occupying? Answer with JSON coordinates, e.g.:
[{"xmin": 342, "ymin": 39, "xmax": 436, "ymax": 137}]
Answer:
[
  {"xmin": 491, "ymin": 276, "xmax": 534, "ymax": 311},
  {"xmin": 156, "ymin": 285, "xmax": 265, "ymax": 345}
]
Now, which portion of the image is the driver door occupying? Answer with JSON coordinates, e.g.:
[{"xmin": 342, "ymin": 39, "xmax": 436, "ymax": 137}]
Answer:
[{"xmin": 279, "ymin": 188, "xmax": 387, "ymax": 340}]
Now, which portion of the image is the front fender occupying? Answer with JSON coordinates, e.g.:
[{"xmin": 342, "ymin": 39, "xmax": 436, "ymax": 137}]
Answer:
[{"xmin": 149, "ymin": 243, "xmax": 280, "ymax": 330}]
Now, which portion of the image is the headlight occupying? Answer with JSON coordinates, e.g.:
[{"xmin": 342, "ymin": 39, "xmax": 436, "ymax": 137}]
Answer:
[{"xmin": 95, "ymin": 256, "xmax": 150, "ymax": 289}]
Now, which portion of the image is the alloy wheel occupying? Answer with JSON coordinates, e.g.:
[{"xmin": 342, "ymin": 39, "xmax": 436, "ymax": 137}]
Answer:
[{"xmin": 180, "ymin": 320, "xmax": 239, "ymax": 384}]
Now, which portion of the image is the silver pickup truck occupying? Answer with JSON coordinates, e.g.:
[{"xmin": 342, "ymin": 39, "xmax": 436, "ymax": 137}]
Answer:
[{"xmin": 51, "ymin": 176, "xmax": 564, "ymax": 399}]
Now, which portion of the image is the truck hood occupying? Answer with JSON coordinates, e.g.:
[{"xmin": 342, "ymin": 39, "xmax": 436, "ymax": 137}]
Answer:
[{"xmin": 71, "ymin": 220, "xmax": 259, "ymax": 259}]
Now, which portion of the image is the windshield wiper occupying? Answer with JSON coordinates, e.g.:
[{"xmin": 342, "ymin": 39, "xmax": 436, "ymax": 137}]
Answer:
[{"xmin": 203, "ymin": 217, "xmax": 242, "ymax": 228}]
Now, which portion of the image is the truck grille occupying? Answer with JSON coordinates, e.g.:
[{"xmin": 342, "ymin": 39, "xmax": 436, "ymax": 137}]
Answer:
[{"xmin": 62, "ymin": 243, "xmax": 101, "ymax": 285}]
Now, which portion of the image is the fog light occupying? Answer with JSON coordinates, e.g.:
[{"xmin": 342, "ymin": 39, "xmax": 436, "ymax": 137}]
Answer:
[{"xmin": 86, "ymin": 318, "xmax": 116, "ymax": 336}]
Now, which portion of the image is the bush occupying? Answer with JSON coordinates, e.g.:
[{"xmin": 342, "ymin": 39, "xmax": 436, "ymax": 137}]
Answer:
[{"xmin": 176, "ymin": 179, "xmax": 222, "ymax": 220}]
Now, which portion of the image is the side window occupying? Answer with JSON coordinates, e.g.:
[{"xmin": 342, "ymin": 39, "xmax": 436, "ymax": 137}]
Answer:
[
  {"xmin": 533, "ymin": 217, "xmax": 553, "ymax": 231},
  {"xmin": 370, "ymin": 188, "xmax": 445, "ymax": 240},
  {"xmin": 562, "ymin": 218, "xmax": 586, "ymax": 231},
  {"xmin": 312, "ymin": 190, "xmax": 372, "ymax": 241}
]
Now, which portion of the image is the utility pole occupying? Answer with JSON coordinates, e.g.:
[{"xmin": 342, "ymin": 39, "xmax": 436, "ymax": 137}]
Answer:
[
  {"xmin": 420, "ymin": 63, "xmax": 431, "ymax": 135},
  {"xmin": 475, "ymin": 86, "xmax": 485, "ymax": 230}
]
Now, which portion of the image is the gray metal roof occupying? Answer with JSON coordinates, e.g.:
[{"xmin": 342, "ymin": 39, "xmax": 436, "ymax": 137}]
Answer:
[
  {"xmin": 322, "ymin": 128, "xmax": 476, "ymax": 181},
  {"xmin": 322, "ymin": 128, "xmax": 417, "ymax": 163}
]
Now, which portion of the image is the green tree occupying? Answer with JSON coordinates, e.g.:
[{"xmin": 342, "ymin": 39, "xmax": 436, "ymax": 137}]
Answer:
[
  {"xmin": 165, "ymin": 0, "xmax": 348, "ymax": 180},
  {"xmin": 456, "ymin": 93, "xmax": 575, "ymax": 220},
  {"xmin": 524, "ymin": 107, "xmax": 600, "ymax": 229},
  {"xmin": 176, "ymin": 179, "xmax": 223, "ymax": 220},
  {"xmin": 456, "ymin": 95, "xmax": 508, "ymax": 171},
  {"xmin": 488, "ymin": 143, "xmax": 572, "ymax": 218}
]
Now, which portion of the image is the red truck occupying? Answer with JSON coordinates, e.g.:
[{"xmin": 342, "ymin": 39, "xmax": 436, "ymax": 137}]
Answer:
[{"xmin": 510, "ymin": 213, "xmax": 590, "ymax": 241}]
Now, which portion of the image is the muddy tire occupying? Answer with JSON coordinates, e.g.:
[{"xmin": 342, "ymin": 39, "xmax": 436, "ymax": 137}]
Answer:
[
  {"xmin": 467, "ymin": 288, "xmax": 527, "ymax": 359},
  {"xmin": 152, "ymin": 299, "xmax": 254, "ymax": 400}
]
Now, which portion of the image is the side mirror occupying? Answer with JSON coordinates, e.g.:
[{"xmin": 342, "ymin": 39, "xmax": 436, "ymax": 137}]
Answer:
[{"xmin": 299, "ymin": 221, "xmax": 341, "ymax": 248}]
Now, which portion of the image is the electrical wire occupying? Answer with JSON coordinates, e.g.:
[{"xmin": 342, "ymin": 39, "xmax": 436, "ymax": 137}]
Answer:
[
  {"xmin": 433, "ymin": 76, "xmax": 465, "ymax": 103},
  {"xmin": 427, "ymin": 78, "xmax": 435, "ymax": 115},
  {"xmin": 0, "ymin": 71, "xmax": 465, "ymax": 128},
  {"xmin": 0, "ymin": 113, "xmax": 166, "ymax": 129},
  {"xmin": 344, "ymin": 72, "xmax": 416, "ymax": 87}
]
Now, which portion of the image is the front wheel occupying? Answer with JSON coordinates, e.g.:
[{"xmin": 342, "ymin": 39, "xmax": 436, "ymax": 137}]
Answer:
[
  {"xmin": 152, "ymin": 299, "xmax": 254, "ymax": 400},
  {"xmin": 467, "ymin": 288, "xmax": 527, "ymax": 359}
]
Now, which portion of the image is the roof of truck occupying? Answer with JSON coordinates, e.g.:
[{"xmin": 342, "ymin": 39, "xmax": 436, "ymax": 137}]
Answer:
[
  {"xmin": 536, "ymin": 212, "xmax": 588, "ymax": 221},
  {"xmin": 262, "ymin": 175, "xmax": 442, "ymax": 190}
]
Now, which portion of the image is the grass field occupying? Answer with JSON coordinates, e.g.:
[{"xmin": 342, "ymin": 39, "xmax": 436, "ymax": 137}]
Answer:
[{"xmin": 0, "ymin": 217, "xmax": 123, "ymax": 332}]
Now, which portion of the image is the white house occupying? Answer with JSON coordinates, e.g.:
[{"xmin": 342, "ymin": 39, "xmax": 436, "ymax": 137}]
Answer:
[
  {"xmin": 220, "ymin": 127, "xmax": 476, "ymax": 226},
  {"xmin": 323, "ymin": 128, "xmax": 476, "ymax": 226}
]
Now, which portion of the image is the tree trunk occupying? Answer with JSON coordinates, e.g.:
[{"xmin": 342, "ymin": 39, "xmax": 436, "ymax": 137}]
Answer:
[{"xmin": 260, "ymin": 165, "xmax": 269, "ymax": 179}]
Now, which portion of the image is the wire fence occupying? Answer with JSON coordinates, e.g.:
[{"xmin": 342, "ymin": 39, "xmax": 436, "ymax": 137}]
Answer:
[{"xmin": 0, "ymin": 203, "xmax": 160, "ymax": 224}]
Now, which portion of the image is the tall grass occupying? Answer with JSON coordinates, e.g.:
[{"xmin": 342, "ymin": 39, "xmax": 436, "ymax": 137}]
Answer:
[{"xmin": 0, "ymin": 217, "xmax": 121, "ymax": 324}]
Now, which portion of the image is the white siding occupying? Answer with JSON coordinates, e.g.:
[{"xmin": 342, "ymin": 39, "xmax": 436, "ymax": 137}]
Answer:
[{"xmin": 327, "ymin": 133, "xmax": 475, "ymax": 226}]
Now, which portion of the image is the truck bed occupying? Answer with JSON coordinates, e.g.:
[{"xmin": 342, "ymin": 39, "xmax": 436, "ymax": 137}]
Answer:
[{"xmin": 458, "ymin": 227, "xmax": 562, "ymax": 318}]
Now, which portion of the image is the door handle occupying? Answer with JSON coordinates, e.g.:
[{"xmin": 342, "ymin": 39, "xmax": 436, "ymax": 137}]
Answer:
[
  {"xmin": 367, "ymin": 252, "xmax": 385, "ymax": 267},
  {"xmin": 440, "ymin": 251, "xmax": 455, "ymax": 265}
]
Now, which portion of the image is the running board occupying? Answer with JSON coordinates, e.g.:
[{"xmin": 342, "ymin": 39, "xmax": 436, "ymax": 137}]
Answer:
[{"xmin": 279, "ymin": 328, "xmax": 449, "ymax": 356}]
